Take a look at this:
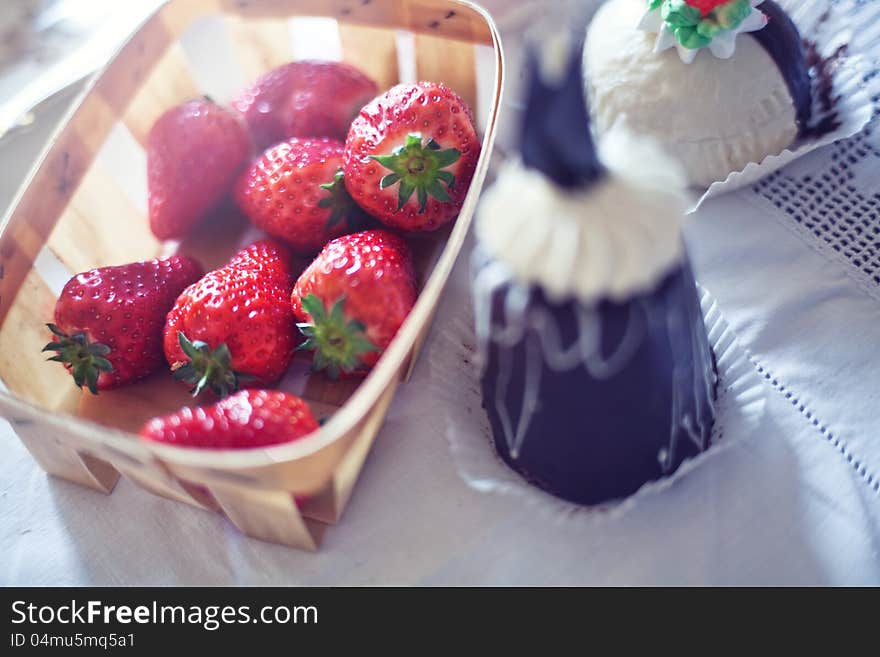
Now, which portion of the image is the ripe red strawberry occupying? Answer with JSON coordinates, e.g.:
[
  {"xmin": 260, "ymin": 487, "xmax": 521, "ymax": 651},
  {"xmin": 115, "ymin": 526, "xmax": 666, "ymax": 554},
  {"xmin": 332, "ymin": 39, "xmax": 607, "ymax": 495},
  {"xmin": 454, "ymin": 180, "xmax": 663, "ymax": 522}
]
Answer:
[
  {"xmin": 140, "ymin": 389, "xmax": 318, "ymax": 449},
  {"xmin": 292, "ymin": 230, "xmax": 417, "ymax": 378},
  {"xmin": 685, "ymin": 0, "xmax": 729, "ymax": 15},
  {"xmin": 44, "ymin": 256, "xmax": 203, "ymax": 393},
  {"xmin": 234, "ymin": 137, "xmax": 367, "ymax": 254},
  {"xmin": 164, "ymin": 241, "xmax": 296, "ymax": 396},
  {"xmin": 231, "ymin": 60, "xmax": 378, "ymax": 150},
  {"xmin": 148, "ymin": 98, "xmax": 251, "ymax": 240},
  {"xmin": 343, "ymin": 81, "xmax": 480, "ymax": 232}
]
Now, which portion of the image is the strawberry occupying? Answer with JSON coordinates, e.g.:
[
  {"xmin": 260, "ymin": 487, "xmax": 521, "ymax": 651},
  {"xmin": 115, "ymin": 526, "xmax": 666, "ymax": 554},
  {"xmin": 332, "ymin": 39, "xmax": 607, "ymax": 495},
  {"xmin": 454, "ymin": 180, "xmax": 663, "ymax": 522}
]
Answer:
[
  {"xmin": 343, "ymin": 81, "xmax": 480, "ymax": 232},
  {"xmin": 234, "ymin": 137, "xmax": 367, "ymax": 254},
  {"xmin": 292, "ymin": 230, "xmax": 417, "ymax": 378},
  {"xmin": 164, "ymin": 241, "xmax": 296, "ymax": 396},
  {"xmin": 231, "ymin": 60, "xmax": 378, "ymax": 150},
  {"xmin": 148, "ymin": 98, "xmax": 251, "ymax": 240},
  {"xmin": 140, "ymin": 389, "xmax": 318, "ymax": 449},
  {"xmin": 44, "ymin": 256, "xmax": 203, "ymax": 393},
  {"xmin": 684, "ymin": 0, "xmax": 729, "ymax": 15}
]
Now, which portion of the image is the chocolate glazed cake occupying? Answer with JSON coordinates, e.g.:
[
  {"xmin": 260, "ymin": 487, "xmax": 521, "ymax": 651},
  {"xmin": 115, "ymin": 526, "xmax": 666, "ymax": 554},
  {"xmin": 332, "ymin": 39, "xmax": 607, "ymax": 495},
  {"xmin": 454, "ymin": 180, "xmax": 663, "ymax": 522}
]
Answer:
[{"xmin": 474, "ymin": 46, "xmax": 717, "ymax": 506}]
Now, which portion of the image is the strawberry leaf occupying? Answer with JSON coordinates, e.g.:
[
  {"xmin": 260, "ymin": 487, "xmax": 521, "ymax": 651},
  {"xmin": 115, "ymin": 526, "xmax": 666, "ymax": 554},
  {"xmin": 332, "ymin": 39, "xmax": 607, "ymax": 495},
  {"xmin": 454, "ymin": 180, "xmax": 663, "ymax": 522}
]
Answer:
[
  {"xmin": 380, "ymin": 173, "xmax": 401, "ymax": 189},
  {"xmin": 173, "ymin": 331, "xmax": 247, "ymax": 398},
  {"xmin": 397, "ymin": 180, "xmax": 415, "ymax": 211},
  {"xmin": 369, "ymin": 132, "xmax": 460, "ymax": 214},
  {"xmin": 318, "ymin": 168, "xmax": 369, "ymax": 231},
  {"xmin": 42, "ymin": 323, "xmax": 114, "ymax": 395},
  {"xmin": 296, "ymin": 294, "xmax": 379, "ymax": 379},
  {"xmin": 426, "ymin": 179, "xmax": 452, "ymax": 203}
]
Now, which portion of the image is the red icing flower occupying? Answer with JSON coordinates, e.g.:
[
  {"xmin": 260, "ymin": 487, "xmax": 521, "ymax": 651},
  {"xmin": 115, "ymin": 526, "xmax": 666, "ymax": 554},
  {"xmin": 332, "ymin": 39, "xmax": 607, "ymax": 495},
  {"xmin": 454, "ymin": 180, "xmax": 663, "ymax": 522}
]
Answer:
[{"xmin": 685, "ymin": 0, "xmax": 729, "ymax": 15}]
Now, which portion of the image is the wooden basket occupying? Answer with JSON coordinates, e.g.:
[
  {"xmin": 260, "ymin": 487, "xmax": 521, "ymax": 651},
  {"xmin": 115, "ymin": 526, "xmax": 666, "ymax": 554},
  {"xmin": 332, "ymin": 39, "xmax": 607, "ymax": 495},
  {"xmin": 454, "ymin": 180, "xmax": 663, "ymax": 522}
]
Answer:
[{"xmin": 0, "ymin": 0, "xmax": 503, "ymax": 550}]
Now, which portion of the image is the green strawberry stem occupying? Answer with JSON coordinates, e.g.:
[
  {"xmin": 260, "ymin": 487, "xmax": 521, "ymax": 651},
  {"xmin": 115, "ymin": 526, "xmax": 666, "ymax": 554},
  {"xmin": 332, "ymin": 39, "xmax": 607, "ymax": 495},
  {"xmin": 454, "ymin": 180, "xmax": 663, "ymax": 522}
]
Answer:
[
  {"xmin": 172, "ymin": 332, "xmax": 250, "ymax": 398},
  {"xmin": 370, "ymin": 133, "xmax": 460, "ymax": 213},
  {"xmin": 296, "ymin": 294, "xmax": 378, "ymax": 380},
  {"xmin": 318, "ymin": 169, "xmax": 368, "ymax": 231},
  {"xmin": 42, "ymin": 323, "xmax": 113, "ymax": 395}
]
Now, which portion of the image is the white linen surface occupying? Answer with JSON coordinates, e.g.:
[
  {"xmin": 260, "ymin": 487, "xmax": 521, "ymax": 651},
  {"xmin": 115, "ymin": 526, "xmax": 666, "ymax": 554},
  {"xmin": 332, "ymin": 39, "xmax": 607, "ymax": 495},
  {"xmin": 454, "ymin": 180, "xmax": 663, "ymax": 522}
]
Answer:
[{"xmin": 1, "ymin": 0, "xmax": 878, "ymax": 585}]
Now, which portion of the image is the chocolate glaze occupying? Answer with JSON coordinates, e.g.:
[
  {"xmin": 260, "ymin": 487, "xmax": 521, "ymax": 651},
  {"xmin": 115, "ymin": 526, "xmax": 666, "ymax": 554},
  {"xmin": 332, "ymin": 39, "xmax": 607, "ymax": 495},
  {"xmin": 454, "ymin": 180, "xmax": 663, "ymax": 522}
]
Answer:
[
  {"xmin": 749, "ymin": 1, "xmax": 813, "ymax": 132},
  {"xmin": 480, "ymin": 260, "xmax": 717, "ymax": 506}
]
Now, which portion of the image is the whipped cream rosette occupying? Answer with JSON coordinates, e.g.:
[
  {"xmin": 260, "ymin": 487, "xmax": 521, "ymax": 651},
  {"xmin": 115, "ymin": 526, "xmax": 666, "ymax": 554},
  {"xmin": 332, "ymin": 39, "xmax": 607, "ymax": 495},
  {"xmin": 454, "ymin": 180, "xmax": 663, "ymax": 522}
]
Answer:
[
  {"xmin": 473, "ymin": 45, "xmax": 717, "ymax": 505},
  {"xmin": 583, "ymin": 0, "xmax": 876, "ymax": 203}
]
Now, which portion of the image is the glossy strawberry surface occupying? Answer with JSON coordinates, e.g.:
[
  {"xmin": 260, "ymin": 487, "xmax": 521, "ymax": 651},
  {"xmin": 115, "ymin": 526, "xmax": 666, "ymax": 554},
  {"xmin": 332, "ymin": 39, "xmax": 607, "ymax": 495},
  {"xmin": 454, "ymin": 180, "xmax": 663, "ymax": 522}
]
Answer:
[
  {"xmin": 47, "ymin": 256, "xmax": 203, "ymax": 392},
  {"xmin": 140, "ymin": 389, "xmax": 318, "ymax": 449},
  {"xmin": 164, "ymin": 241, "xmax": 296, "ymax": 392},
  {"xmin": 147, "ymin": 99, "xmax": 251, "ymax": 240},
  {"xmin": 292, "ymin": 229, "xmax": 417, "ymax": 376},
  {"xmin": 343, "ymin": 82, "xmax": 480, "ymax": 232},
  {"xmin": 235, "ymin": 138, "xmax": 365, "ymax": 254},
  {"xmin": 232, "ymin": 60, "xmax": 378, "ymax": 150}
]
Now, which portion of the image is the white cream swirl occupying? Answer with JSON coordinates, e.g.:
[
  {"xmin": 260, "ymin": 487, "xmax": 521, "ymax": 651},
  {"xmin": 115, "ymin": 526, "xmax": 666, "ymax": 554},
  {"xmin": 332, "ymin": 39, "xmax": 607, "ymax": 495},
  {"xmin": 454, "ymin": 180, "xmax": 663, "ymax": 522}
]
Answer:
[
  {"xmin": 476, "ymin": 128, "xmax": 686, "ymax": 305},
  {"xmin": 639, "ymin": 0, "xmax": 768, "ymax": 64}
]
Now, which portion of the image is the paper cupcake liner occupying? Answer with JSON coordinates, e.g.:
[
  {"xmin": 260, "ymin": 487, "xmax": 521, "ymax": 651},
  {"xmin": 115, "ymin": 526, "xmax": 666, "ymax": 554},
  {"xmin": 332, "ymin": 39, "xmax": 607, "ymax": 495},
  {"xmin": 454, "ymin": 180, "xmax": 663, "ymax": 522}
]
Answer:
[
  {"xmin": 425, "ymin": 285, "xmax": 767, "ymax": 522},
  {"xmin": 691, "ymin": 0, "xmax": 880, "ymax": 209}
]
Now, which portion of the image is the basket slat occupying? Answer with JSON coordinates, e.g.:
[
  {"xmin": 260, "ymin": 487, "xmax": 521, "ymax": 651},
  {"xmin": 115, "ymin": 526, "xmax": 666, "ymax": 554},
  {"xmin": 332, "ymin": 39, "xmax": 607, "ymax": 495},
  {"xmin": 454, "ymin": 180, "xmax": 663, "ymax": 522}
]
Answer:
[
  {"xmin": 330, "ymin": 379, "xmax": 398, "ymax": 516},
  {"xmin": 123, "ymin": 43, "xmax": 202, "ymax": 146},
  {"xmin": 77, "ymin": 371, "xmax": 200, "ymax": 434},
  {"xmin": 0, "ymin": 124, "xmax": 100, "ymax": 326},
  {"xmin": 210, "ymin": 483, "xmax": 323, "ymax": 550},
  {"xmin": 0, "ymin": 269, "xmax": 77, "ymax": 409},
  {"xmin": 14, "ymin": 423, "xmax": 119, "ymax": 493},
  {"xmin": 48, "ymin": 161, "xmax": 159, "ymax": 273},
  {"xmin": 220, "ymin": 0, "xmax": 493, "ymax": 44},
  {"xmin": 226, "ymin": 16, "xmax": 293, "ymax": 81},
  {"xmin": 338, "ymin": 24, "xmax": 400, "ymax": 90},
  {"xmin": 93, "ymin": 13, "xmax": 176, "ymax": 118},
  {"xmin": 415, "ymin": 34, "xmax": 477, "ymax": 114},
  {"xmin": 116, "ymin": 460, "xmax": 210, "ymax": 508}
]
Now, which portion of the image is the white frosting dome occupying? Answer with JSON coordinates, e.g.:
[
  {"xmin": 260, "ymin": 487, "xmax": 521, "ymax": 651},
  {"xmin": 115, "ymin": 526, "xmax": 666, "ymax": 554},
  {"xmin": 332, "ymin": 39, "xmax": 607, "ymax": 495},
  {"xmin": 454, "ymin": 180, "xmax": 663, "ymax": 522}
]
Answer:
[
  {"xmin": 584, "ymin": 0, "xmax": 798, "ymax": 188},
  {"xmin": 476, "ymin": 129, "xmax": 685, "ymax": 305}
]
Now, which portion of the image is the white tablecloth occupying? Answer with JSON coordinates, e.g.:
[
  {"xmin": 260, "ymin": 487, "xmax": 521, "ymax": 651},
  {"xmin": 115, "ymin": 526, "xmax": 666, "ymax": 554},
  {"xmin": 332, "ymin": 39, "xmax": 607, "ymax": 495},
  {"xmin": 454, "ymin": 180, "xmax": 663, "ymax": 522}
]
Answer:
[{"xmin": 1, "ymin": 0, "xmax": 878, "ymax": 585}]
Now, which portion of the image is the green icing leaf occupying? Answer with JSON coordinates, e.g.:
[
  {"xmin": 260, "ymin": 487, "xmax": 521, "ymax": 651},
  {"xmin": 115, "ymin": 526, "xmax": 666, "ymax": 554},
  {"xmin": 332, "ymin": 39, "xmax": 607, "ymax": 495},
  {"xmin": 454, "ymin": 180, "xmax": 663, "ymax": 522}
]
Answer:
[
  {"xmin": 696, "ymin": 20, "xmax": 722, "ymax": 39},
  {"xmin": 658, "ymin": 0, "xmax": 755, "ymax": 51},
  {"xmin": 662, "ymin": 0, "xmax": 701, "ymax": 28},
  {"xmin": 675, "ymin": 24, "xmax": 711, "ymax": 49},
  {"xmin": 715, "ymin": 0, "xmax": 751, "ymax": 29}
]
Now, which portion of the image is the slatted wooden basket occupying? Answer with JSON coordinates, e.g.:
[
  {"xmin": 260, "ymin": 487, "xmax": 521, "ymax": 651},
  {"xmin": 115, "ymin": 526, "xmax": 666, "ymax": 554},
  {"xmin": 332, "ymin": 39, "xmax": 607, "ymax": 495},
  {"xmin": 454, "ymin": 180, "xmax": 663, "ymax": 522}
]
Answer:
[{"xmin": 0, "ymin": 0, "xmax": 503, "ymax": 550}]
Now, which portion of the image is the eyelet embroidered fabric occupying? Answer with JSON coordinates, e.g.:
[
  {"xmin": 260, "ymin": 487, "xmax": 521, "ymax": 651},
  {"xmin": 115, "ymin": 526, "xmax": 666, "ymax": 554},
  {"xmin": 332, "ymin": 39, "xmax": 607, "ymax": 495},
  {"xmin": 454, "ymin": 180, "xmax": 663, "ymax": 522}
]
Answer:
[{"xmin": 753, "ymin": 91, "xmax": 880, "ymax": 295}]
